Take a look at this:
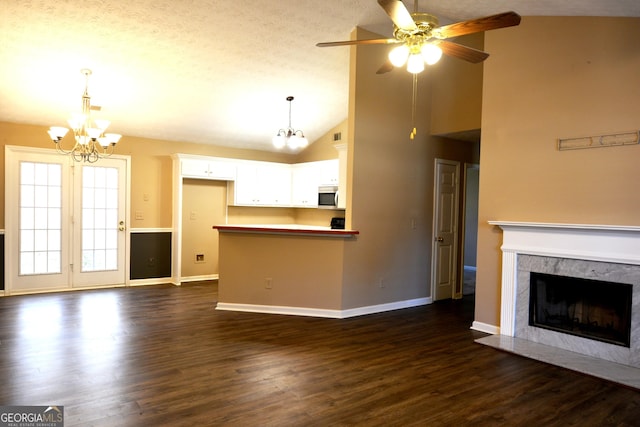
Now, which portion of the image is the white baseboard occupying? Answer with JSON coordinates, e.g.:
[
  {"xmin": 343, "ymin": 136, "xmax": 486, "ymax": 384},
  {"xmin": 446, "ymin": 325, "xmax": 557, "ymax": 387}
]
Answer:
[
  {"xmin": 340, "ymin": 297, "xmax": 431, "ymax": 318},
  {"xmin": 216, "ymin": 297, "xmax": 432, "ymax": 319},
  {"xmin": 471, "ymin": 321, "xmax": 499, "ymax": 335},
  {"xmin": 128, "ymin": 277, "xmax": 174, "ymax": 287},
  {"xmin": 180, "ymin": 274, "xmax": 219, "ymax": 283}
]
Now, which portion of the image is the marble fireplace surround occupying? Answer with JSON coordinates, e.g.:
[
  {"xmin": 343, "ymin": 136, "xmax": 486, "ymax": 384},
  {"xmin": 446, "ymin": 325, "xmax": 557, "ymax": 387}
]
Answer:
[{"xmin": 477, "ymin": 221, "xmax": 640, "ymax": 388}]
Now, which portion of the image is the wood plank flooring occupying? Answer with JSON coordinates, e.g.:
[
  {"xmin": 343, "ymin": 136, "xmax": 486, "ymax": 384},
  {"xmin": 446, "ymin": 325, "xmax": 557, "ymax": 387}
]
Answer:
[{"xmin": 0, "ymin": 282, "xmax": 638, "ymax": 426}]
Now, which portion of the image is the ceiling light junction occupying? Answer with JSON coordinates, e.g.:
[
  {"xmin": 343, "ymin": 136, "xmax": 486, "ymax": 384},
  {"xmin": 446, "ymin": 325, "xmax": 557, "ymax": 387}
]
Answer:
[
  {"xmin": 272, "ymin": 96, "xmax": 308, "ymax": 150},
  {"xmin": 388, "ymin": 13, "xmax": 443, "ymax": 74},
  {"xmin": 47, "ymin": 68, "xmax": 121, "ymax": 163}
]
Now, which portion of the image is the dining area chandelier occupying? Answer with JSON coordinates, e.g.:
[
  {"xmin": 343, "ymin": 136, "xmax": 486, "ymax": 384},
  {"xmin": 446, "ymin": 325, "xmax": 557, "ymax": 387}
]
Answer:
[{"xmin": 47, "ymin": 68, "xmax": 121, "ymax": 163}]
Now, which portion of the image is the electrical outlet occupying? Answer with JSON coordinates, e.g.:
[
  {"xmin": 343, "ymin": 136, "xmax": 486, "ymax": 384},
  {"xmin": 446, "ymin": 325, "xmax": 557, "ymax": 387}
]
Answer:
[
  {"xmin": 265, "ymin": 278, "xmax": 273, "ymax": 289},
  {"xmin": 379, "ymin": 278, "xmax": 385, "ymax": 288}
]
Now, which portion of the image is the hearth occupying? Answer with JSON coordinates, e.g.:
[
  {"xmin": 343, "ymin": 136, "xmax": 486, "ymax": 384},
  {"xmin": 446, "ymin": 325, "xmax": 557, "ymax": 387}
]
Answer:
[
  {"xmin": 529, "ymin": 272, "xmax": 632, "ymax": 347},
  {"xmin": 476, "ymin": 221, "xmax": 640, "ymax": 388}
]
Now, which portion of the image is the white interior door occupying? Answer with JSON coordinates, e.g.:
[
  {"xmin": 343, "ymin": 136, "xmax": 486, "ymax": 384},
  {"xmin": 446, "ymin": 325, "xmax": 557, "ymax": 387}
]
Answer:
[
  {"xmin": 431, "ymin": 159, "xmax": 460, "ymax": 301},
  {"xmin": 5, "ymin": 146, "xmax": 129, "ymax": 295}
]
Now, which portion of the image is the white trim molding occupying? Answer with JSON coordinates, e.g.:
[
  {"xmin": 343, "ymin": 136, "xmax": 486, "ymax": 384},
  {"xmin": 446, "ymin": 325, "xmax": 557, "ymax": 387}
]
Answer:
[
  {"xmin": 216, "ymin": 297, "xmax": 432, "ymax": 319},
  {"xmin": 489, "ymin": 221, "xmax": 640, "ymax": 337}
]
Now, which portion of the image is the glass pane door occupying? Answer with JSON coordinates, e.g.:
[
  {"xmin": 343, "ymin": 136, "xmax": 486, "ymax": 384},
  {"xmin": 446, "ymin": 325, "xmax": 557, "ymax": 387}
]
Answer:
[
  {"xmin": 6, "ymin": 148, "xmax": 71, "ymax": 294},
  {"xmin": 73, "ymin": 158, "xmax": 127, "ymax": 288},
  {"xmin": 6, "ymin": 147, "xmax": 128, "ymax": 294}
]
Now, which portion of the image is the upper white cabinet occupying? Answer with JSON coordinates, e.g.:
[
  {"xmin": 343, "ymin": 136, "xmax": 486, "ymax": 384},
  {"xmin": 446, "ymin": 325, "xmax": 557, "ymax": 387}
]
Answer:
[
  {"xmin": 175, "ymin": 154, "xmax": 343, "ymax": 209},
  {"xmin": 233, "ymin": 162, "xmax": 292, "ymax": 206},
  {"xmin": 181, "ymin": 157, "xmax": 236, "ymax": 181},
  {"xmin": 316, "ymin": 159, "xmax": 339, "ymax": 186},
  {"xmin": 291, "ymin": 163, "xmax": 319, "ymax": 207}
]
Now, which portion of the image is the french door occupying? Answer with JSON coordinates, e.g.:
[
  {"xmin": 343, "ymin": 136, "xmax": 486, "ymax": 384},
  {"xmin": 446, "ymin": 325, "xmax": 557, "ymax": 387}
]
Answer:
[{"xmin": 5, "ymin": 146, "xmax": 129, "ymax": 294}]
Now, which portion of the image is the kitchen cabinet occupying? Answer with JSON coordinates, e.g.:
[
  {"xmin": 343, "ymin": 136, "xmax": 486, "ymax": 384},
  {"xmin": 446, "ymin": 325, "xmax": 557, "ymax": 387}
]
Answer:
[
  {"xmin": 181, "ymin": 157, "xmax": 236, "ymax": 180},
  {"xmin": 317, "ymin": 159, "xmax": 339, "ymax": 186},
  {"xmin": 291, "ymin": 163, "xmax": 319, "ymax": 207},
  {"xmin": 233, "ymin": 162, "xmax": 292, "ymax": 206}
]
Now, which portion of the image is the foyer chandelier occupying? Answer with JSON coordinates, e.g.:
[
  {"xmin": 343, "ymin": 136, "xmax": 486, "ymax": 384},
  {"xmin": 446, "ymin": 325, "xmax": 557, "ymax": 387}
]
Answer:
[
  {"xmin": 47, "ymin": 68, "xmax": 121, "ymax": 163},
  {"xmin": 272, "ymin": 96, "xmax": 308, "ymax": 150}
]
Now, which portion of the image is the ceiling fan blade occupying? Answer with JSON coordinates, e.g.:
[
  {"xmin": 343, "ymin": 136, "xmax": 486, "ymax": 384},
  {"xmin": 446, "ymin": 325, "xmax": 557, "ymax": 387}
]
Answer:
[
  {"xmin": 435, "ymin": 11, "xmax": 521, "ymax": 39},
  {"xmin": 376, "ymin": 59, "xmax": 394, "ymax": 74},
  {"xmin": 439, "ymin": 40, "xmax": 489, "ymax": 63},
  {"xmin": 316, "ymin": 38, "xmax": 399, "ymax": 47},
  {"xmin": 378, "ymin": 0, "xmax": 417, "ymax": 32}
]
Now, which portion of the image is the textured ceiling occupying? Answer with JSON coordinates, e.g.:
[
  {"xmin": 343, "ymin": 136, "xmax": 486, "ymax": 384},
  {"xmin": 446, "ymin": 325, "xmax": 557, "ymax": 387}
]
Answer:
[{"xmin": 2, "ymin": 0, "xmax": 640, "ymax": 152}]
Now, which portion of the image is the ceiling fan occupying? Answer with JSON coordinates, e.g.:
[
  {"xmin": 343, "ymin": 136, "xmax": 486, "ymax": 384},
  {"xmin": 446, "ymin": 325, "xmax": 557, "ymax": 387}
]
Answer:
[
  {"xmin": 317, "ymin": 0, "xmax": 521, "ymax": 74},
  {"xmin": 316, "ymin": 0, "xmax": 521, "ymax": 139}
]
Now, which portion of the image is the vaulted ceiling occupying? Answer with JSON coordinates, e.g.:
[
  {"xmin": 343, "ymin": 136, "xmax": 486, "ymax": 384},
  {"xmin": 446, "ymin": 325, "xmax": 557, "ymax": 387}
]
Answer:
[{"xmin": 2, "ymin": 1, "xmax": 639, "ymax": 152}]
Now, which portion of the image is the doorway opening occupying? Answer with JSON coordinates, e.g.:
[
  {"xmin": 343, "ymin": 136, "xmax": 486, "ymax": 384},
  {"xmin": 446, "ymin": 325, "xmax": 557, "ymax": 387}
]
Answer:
[{"xmin": 461, "ymin": 163, "xmax": 479, "ymax": 296}]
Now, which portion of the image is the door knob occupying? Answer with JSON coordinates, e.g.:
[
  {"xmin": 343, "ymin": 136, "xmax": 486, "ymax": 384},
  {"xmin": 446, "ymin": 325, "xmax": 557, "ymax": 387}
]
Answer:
[
  {"xmin": 118, "ymin": 221, "xmax": 126, "ymax": 231},
  {"xmin": 435, "ymin": 236, "xmax": 444, "ymax": 242}
]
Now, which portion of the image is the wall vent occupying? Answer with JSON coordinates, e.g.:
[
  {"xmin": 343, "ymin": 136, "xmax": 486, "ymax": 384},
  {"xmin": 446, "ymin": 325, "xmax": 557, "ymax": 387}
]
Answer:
[{"xmin": 333, "ymin": 132, "xmax": 342, "ymax": 141}]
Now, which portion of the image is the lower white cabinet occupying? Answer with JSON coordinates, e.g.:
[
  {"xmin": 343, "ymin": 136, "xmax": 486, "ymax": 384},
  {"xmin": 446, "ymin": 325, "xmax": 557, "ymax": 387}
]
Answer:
[{"xmin": 233, "ymin": 162, "xmax": 292, "ymax": 206}]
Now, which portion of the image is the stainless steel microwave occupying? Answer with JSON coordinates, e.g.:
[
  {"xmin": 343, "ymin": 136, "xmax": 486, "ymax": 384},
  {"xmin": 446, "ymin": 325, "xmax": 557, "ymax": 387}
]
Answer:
[{"xmin": 318, "ymin": 185, "xmax": 338, "ymax": 209}]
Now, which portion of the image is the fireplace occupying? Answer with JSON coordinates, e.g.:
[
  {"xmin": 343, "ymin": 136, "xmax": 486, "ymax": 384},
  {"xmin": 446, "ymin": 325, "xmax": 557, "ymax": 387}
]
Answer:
[
  {"xmin": 529, "ymin": 272, "xmax": 632, "ymax": 347},
  {"xmin": 482, "ymin": 221, "xmax": 640, "ymax": 375}
]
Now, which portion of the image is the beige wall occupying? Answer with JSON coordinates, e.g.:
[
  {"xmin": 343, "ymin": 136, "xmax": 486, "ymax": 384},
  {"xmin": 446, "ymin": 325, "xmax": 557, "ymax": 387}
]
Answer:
[
  {"xmin": 477, "ymin": 16, "xmax": 640, "ymax": 328},
  {"xmin": 341, "ymin": 28, "xmax": 478, "ymax": 309},
  {"xmin": 431, "ymin": 32, "xmax": 484, "ymax": 136},
  {"xmin": 294, "ymin": 120, "xmax": 347, "ymax": 163},
  {"xmin": 181, "ymin": 179, "xmax": 226, "ymax": 277}
]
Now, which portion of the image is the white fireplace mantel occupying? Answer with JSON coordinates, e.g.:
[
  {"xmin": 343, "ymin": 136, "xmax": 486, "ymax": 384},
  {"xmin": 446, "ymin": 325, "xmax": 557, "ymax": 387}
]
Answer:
[{"xmin": 489, "ymin": 221, "xmax": 640, "ymax": 336}]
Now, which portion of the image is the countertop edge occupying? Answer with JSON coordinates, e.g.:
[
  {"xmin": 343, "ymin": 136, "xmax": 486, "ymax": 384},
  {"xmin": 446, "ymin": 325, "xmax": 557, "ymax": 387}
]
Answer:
[{"xmin": 212, "ymin": 225, "xmax": 359, "ymax": 237}]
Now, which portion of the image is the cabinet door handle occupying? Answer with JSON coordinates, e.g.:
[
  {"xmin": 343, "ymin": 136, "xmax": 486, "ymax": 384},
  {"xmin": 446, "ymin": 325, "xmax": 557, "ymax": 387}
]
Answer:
[{"xmin": 435, "ymin": 236, "xmax": 444, "ymax": 242}]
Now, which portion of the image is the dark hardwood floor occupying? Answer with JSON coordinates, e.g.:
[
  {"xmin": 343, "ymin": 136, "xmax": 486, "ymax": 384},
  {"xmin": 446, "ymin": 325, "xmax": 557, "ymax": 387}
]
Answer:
[{"xmin": 0, "ymin": 282, "xmax": 638, "ymax": 426}]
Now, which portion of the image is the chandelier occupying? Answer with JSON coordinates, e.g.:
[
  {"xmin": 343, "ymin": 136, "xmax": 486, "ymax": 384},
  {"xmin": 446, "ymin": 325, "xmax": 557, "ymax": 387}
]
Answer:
[
  {"xmin": 272, "ymin": 96, "xmax": 308, "ymax": 150},
  {"xmin": 47, "ymin": 68, "xmax": 121, "ymax": 163}
]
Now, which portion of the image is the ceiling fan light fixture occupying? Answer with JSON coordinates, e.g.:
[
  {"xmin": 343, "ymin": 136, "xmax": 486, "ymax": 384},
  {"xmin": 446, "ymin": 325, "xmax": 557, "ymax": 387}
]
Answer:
[
  {"xmin": 406, "ymin": 52, "xmax": 425, "ymax": 74},
  {"xmin": 421, "ymin": 43, "xmax": 442, "ymax": 65},
  {"xmin": 388, "ymin": 44, "xmax": 410, "ymax": 67}
]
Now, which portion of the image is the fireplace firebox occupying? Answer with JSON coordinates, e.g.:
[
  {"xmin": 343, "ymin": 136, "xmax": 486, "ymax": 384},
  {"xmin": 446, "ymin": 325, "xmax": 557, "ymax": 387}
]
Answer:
[{"xmin": 529, "ymin": 272, "xmax": 632, "ymax": 347}]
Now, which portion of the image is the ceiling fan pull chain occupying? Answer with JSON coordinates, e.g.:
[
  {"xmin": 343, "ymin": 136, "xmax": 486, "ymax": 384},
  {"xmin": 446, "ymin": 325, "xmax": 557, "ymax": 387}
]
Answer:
[{"xmin": 410, "ymin": 73, "xmax": 418, "ymax": 140}]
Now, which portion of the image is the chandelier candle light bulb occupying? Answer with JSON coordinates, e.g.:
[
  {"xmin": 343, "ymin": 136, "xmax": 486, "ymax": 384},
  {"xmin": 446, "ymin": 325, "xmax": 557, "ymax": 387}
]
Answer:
[{"xmin": 48, "ymin": 68, "xmax": 121, "ymax": 163}]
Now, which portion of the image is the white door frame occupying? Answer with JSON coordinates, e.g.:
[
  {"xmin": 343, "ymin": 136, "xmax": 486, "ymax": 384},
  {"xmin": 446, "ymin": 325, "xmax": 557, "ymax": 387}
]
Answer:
[
  {"xmin": 4, "ymin": 145, "xmax": 131, "ymax": 295},
  {"xmin": 430, "ymin": 158, "xmax": 460, "ymax": 301}
]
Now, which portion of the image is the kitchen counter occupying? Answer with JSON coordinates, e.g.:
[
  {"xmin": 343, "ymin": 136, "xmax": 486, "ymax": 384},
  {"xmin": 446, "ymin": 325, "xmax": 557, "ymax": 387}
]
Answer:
[
  {"xmin": 213, "ymin": 224, "xmax": 359, "ymax": 237},
  {"xmin": 213, "ymin": 223, "xmax": 357, "ymax": 315}
]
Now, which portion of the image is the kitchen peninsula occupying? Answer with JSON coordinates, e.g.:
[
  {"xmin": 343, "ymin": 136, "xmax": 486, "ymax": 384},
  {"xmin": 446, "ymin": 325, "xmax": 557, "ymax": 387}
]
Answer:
[{"xmin": 213, "ymin": 224, "xmax": 359, "ymax": 318}]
